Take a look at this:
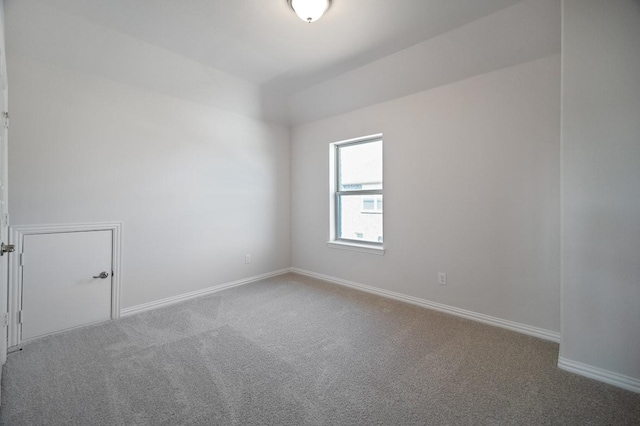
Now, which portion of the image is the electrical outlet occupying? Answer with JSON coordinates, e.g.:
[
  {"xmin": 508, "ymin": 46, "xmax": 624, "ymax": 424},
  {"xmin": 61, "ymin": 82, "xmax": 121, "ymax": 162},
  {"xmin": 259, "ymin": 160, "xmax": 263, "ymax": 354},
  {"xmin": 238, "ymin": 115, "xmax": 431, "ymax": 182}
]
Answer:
[
  {"xmin": 245, "ymin": 254, "xmax": 251, "ymax": 264},
  {"xmin": 438, "ymin": 272, "xmax": 447, "ymax": 286}
]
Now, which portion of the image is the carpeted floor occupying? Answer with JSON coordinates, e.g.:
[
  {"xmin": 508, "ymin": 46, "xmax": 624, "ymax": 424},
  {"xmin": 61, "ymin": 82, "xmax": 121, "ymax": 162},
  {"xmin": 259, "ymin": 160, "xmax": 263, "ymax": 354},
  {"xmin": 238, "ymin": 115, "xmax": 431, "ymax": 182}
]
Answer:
[{"xmin": 1, "ymin": 273, "xmax": 639, "ymax": 425}]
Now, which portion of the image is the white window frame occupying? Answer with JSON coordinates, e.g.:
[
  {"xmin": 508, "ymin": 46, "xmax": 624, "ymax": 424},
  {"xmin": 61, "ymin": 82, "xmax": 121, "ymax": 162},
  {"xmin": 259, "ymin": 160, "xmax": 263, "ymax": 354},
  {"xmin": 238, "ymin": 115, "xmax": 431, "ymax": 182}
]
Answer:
[{"xmin": 328, "ymin": 134, "xmax": 385, "ymax": 255}]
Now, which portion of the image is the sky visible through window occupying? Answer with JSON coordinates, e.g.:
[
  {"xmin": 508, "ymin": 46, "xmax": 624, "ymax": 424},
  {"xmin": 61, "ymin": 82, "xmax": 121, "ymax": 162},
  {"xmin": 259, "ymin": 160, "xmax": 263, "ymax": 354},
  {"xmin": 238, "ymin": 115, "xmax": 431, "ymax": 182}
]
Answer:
[{"xmin": 339, "ymin": 140, "xmax": 382, "ymax": 190}]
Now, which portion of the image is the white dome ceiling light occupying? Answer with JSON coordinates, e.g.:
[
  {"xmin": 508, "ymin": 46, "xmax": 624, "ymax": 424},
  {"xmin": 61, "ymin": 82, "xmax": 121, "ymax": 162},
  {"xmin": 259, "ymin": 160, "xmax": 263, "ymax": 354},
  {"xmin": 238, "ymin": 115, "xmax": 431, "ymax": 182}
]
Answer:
[{"xmin": 288, "ymin": 0, "xmax": 331, "ymax": 24}]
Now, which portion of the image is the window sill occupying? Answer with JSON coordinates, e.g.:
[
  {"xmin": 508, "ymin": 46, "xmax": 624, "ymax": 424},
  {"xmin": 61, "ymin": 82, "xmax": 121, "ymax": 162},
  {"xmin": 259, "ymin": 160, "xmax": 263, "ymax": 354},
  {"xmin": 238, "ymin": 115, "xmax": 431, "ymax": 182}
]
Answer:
[{"xmin": 327, "ymin": 241, "xmax": 385, "ymax": 256}]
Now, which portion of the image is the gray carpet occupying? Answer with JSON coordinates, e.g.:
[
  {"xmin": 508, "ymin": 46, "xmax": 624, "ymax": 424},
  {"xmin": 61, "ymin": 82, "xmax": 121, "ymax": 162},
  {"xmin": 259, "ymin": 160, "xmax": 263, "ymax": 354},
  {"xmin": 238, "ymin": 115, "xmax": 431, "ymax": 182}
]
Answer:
[{"xmin": 1, "ymin": 273, "xmax": 639, "ymax": 425}]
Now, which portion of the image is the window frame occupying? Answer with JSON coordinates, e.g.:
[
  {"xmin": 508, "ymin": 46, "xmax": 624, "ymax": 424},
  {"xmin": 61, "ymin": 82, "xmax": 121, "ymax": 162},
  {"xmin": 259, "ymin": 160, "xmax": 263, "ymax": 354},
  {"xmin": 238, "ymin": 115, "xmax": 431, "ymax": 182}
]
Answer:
[{"xmin": 329, "ymin": 134, "xmax": 384, "ymax": 251}]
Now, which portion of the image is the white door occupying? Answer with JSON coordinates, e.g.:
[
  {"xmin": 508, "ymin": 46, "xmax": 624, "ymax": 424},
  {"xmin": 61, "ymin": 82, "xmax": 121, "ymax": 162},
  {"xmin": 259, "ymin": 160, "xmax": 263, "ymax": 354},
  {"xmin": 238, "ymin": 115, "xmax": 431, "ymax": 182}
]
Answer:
[
  {"xmin": 0, "ymin": 10, "xmax": 10, "ymax": 366},
  {"xmin": 21, "ymin": 231, "xmax": 113, "ymax": 341}
]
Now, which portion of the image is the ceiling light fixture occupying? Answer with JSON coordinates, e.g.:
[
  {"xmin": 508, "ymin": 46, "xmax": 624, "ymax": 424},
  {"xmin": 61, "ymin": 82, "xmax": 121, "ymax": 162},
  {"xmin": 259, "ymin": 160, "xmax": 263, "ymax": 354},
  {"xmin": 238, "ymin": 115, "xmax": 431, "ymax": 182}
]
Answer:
[{"xmin": 288, "ymin": 0, "xmax": 331, "ymax": 24}]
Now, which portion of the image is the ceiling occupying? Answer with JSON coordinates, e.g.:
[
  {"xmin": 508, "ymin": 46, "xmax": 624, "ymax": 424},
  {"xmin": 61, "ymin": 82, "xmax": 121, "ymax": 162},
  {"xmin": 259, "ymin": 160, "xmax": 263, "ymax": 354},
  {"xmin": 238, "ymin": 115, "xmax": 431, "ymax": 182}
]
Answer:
[{"xmin": 40, "ymin": 0, "xmax": 524, "ymax": 95}]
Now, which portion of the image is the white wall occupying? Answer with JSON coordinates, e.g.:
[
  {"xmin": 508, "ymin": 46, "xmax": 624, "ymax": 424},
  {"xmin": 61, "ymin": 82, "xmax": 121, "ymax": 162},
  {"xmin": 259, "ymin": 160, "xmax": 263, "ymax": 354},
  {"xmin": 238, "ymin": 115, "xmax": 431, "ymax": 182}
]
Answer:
[
  {"xmin": 288, "ymin": 0, "xmax": 560, "ymax": 125},
  {"xmin": 291, "ymin": 54, "xmax": 561, "ymax": 333},
  {"xmin": 561, "ymin": 0, "xmax": 640, "ymax": 382},
  {"xmin": 5, "ymin": 0, "xmax": 289, "ymax": 124},
  {"xmin": 7, "ymin": 50, "xmax": 290, "ymax": 308}
]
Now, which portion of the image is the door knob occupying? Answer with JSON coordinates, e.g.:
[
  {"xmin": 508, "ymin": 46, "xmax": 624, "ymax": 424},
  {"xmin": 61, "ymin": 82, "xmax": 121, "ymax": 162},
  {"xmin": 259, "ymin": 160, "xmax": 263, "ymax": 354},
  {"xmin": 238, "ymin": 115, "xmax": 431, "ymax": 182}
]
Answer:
[
  {"xmin": 93, "ymin": 271, "xmax": 109, "ymax": 279},
  {"xmin": 0, "ymin": 242, "xmax": 15, "ymax": 256}
]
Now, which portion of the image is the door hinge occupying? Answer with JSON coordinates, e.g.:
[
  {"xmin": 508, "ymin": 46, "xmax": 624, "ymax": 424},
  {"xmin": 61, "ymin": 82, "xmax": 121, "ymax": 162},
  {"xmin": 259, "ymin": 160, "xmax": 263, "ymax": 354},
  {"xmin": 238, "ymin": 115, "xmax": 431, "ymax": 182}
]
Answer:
[
  {"xmin": 2, "ymin": 112, "xmax": 8, "ymax": 129},
  {"xmin": 18, "ymin": 310, "xmax": 24, "ymax": 324},
  {"xmin": 2, "ymin": 213, "xmax": 8, "ymax": 227},
  {"xmin": 20, "ymin": 252, "xmax": 25, "ymax": 266},
  {"xmin": 1, "ymin": 313, "xmax": 8, "ymax": 327}
]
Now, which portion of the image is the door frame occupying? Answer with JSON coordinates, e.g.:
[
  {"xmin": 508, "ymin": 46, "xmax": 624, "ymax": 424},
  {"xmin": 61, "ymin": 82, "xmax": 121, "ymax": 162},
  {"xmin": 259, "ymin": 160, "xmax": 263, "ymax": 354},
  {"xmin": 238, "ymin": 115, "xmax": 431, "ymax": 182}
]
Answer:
[
  {"xmin": 8, "ymin": 222, "xmax": 122, "ymax": 347},
  {"xmin": 1, "ymin": 0, "xmax": 10, "ymax": 370}
]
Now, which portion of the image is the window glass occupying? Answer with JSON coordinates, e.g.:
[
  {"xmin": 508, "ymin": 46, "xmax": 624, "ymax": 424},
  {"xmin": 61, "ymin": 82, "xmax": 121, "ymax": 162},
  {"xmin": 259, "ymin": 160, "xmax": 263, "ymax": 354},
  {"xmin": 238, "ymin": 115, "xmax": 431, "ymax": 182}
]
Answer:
[
  {"xmin": 338, "ymin": 141, "xmax": 382, "ymax": 191},
  {"xmin": 338, "ymin": 194, "xmax": 383, "ymax": 243},
  {"xmin": 334, "ymin": 138, "xmax": 383, "ymax": 245}
]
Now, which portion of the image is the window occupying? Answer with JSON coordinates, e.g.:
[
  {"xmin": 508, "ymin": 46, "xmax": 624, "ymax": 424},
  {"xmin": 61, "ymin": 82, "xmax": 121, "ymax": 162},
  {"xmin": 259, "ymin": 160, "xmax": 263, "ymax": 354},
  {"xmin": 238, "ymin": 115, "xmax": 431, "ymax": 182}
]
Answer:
[
  {"xmin": 330, "ymin": 135, "xmax": 383, "ymax": 247},
  {"xmin": 362, "ymin": 197, "xmax": 382, "ymax": 213}
]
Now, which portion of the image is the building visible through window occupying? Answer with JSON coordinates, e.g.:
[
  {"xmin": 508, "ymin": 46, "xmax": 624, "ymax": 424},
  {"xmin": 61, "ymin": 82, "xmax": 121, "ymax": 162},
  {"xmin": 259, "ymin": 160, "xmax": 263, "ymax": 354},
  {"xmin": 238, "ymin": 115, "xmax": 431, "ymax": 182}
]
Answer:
[{"xmin": 362, "ymin": 197, "xmax": 382, "ymax": 212}]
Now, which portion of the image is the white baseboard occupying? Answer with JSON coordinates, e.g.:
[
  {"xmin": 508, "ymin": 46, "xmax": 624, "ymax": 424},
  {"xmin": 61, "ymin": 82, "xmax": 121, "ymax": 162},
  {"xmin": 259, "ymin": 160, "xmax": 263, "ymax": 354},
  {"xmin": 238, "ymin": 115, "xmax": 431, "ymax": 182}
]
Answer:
[
  {"xmin": 558, "ymin": 357, "xmax": 640, "ymax": 394},
  {"xmin": 121, "ymin": 268, "xmax": 292, "ymax": 317},
  {"xmin": 291, "ymin": 268, "xmax": 560, "ymax": 343}
]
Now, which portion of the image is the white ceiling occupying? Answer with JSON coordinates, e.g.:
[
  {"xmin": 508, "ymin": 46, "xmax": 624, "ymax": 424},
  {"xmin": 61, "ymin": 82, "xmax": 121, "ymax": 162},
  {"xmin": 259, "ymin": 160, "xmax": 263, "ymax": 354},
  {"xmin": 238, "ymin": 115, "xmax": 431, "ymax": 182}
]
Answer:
[{"xmin": 40, "ymin": 0, "xmax": 524, "ymax": 95}]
